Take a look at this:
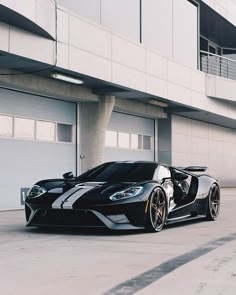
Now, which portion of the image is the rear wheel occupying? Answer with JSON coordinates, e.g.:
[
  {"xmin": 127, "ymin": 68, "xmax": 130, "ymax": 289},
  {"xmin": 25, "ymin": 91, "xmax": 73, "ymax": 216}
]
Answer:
[
  {"xmin": 206, "ymin": 184, "xmax": 220, "ymax": 220},
  {"xmin": 145, "ymin": 187, "xmax": 167, "ymax": 232}
]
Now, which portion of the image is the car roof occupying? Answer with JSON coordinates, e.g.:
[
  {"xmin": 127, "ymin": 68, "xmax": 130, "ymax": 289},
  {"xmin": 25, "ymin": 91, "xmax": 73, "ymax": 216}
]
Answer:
[{"xmin": 111, "ymin": 161, "xmax": 169, "ymax": 167}]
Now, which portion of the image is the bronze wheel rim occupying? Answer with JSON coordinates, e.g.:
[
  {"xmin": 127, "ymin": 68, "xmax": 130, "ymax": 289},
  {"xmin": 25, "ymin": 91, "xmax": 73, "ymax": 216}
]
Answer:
[
  {"xmin": 150, "ymin": 189, "xmax": 166, "ymax": 231},
  {"xmin": 209, "ymin": 185, "xmax": 220, "ymax": 218}
]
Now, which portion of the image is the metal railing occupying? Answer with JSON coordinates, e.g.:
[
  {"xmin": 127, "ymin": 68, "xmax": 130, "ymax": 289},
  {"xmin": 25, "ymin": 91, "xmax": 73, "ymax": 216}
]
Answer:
[{"xmin": 200, "ymin": 50, "xmax": 236, "ymax": 81}]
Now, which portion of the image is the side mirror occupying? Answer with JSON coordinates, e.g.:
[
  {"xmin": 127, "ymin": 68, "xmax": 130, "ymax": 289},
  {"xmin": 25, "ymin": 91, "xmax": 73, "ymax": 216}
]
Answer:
[
  {"xmin": 174, "ymin": 172, "xmax": 188, "ymax": 181},
  {"xmin": 63, "ymin": 172, "xmax": 74, "ymax": 180}
]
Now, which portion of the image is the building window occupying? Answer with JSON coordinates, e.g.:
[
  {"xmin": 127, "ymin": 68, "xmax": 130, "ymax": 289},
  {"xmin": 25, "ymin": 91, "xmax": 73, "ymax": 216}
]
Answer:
[
  {"xmin": 0, "ymin": 114, "xmax": 13, "ymax": 137},
  {"xmin": 105, "ymin": 130, "xmax": 153, "ymax": 151},
  {"xmin": 105, "ymin": 130, "xmax": 118, "ymax": 147},
  {"xmin": 14, "ymin": 117, "xmax": 35, "ymax": 139},
  {"xmin": 0, "ymin": 113, "xmax": 74, "ymax": 143},
  {"xmin": 57, "ymin": 123, "xmax": 73, "ymax": 143},
  {"xmin": 131, "ymin": 133, "xmax": 138, "ymax": 149},
  {"xmin": 36, "ymin": 121, "xmax": 55, "ymax": 141},
  {"xmin": 143, "ymin": 135, "xmax": 152, "ymax": 150},
  {"xmin": 118, "ymin": 132, "xmax": 130, "ymax": 148},
  {"xmin": 131, "ymin": 134, "xmax": 142, "ymax": 149}
]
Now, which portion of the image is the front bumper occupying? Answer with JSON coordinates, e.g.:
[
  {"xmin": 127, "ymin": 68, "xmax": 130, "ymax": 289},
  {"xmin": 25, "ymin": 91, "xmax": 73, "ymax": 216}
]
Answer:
[{"xmin": 25, "ymin": 202, "xmax": 146, "ymax": 230}]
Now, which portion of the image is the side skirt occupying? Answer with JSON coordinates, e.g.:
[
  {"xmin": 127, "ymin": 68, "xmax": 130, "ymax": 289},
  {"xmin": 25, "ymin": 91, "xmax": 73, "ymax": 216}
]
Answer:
[{"xmin": 166, "ymin": 214, "xmax": 206, "ymax": 225}]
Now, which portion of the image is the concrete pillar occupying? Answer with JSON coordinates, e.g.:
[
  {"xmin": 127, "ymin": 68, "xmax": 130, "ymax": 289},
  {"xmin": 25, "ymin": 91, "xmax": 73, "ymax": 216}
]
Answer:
[
  {"xmin": 78, "ymin": 95, "xmax": 115, "ymax": 173},
  {"xmin": 158, "ymin": 115, "xmax": 172, "ymax": 165}
]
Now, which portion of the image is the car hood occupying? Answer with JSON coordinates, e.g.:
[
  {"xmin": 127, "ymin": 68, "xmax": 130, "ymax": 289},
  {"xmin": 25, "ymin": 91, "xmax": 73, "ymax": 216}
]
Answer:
[
  {"xmin": 72, "ymin": 182, "xmax": 135, "ymax": 206},
  {"xmin": 30, "ymin": 180, "xmax": 142, "ymax": 207}
]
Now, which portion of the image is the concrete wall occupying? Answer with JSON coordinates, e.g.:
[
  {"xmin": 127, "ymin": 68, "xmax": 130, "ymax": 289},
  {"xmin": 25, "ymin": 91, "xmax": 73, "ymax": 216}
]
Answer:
[
  {"xmin": 172, "ymin": 0, "xmax": 198, "ymax": 68},
  {"xmin": 57, "ymin": 0, "xmax": 140, "ymax": 42},
  {"xmin": 101, "ymin": 0, "xmax": 140, "ymax": 43},
  {"xmin": 56, "ymin": 0, "xmax": 101, "ymax": 24},
  {"xmin": 171, "ymin": 115, "xmax": 236, "ymax": 187},
  {"xmin": 0, "ymin": 23, "xmax": 54, "ymax": 65},
  {"xmin": 54, "ymin": 6, "xmax": 236, "ymax": 122},
  {"xmin": 142, "ymin": 0, "xmax": 173, "ymax": 59},
  {"xmin": 142, "ymin": 0, "xmax": 198, "ymax": 68},
  {"xmin": 0, "ymin": 0, "xmax": 55, "ymax": 65},
  {"xmin": 0, "ymin": 0, "xmax": 56, "ymax": 37},
  {"xmin": 1, "ymin": 0, "xmax": 236, "ymax": 124},
  {"xmin": 57, "ymin": 0, "xmax": 198, "ymax": 68}
]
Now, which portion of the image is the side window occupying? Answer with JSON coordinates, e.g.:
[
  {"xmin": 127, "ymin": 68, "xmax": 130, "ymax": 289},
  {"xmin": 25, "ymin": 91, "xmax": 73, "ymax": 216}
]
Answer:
[
  {"xmin": 154, "ymin": 166, "xmax": 171, "ymax": 182},
  {"xmin": 105, "ymin": 130, "xmax": 118, "ymax": 147},
  {"xmin": 36, "ymin": 121, "xmax": 55, "ymax": 141},
  {"xmin": 14, "ymin": 117, "xmax": 35, "ymax": 139},
  {"xmin": 105, "ymin": 130, "xmax": 153, "ymax": 150},
  {"xmin": 0, "ymin": 114, "xmax": 13, "ymax": 137},
  {"xmin": 57, "ymin": 123, "xmax": 73, "ymax": 143}
]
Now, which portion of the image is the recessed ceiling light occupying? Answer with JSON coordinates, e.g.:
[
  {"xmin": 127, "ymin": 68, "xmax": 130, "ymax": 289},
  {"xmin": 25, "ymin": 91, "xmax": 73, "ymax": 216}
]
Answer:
[
  {"xmin": 51, "ymin": 73, "xmax": 84, "ymax": 85},
  {"xmin": 149, "ymin": 99, "xmax": 168, "ymax": 108}
]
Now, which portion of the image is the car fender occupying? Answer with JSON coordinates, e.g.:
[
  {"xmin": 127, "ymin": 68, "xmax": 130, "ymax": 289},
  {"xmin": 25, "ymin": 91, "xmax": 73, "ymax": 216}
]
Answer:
[{"xmin": 196, "ymin": 175, "xmax": 218, "ymax": 199}]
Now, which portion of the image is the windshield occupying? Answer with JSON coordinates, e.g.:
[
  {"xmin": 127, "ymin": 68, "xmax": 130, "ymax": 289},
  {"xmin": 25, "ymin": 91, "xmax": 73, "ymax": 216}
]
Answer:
[{"xmin": 78, "ymin": 162, "xmax": 158, "ymax": 183}]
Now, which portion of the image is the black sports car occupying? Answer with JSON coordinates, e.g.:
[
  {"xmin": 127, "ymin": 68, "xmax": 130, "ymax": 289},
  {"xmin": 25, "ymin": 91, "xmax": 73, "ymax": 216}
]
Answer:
[{"xmin": 25, "ymin": 161, "xmax": 220, "ymax": 232}]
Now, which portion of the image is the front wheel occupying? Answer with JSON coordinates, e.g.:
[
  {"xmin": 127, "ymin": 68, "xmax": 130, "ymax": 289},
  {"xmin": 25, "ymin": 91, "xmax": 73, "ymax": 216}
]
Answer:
[
  {"xmin": 206, "ymin": 184, "xmax": 220, "ymax": 220},
  {"xmin": 145, "ymin": 187, "xmax": 167, "ymax": 232}
]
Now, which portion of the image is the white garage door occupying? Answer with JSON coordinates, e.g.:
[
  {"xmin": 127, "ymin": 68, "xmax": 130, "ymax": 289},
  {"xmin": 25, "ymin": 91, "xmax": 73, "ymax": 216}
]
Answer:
[
  {"xmin": 0, "ymin": 88, "xmax": 76, "ymax": 210},
  {"xmin": 105, "ymin": 112, "xmax": 155, "ymax": 162}
]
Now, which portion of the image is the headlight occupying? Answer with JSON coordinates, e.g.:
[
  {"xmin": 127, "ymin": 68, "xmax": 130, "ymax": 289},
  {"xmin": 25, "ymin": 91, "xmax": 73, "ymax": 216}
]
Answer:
[
  {"xmin": 110, "ymin": 186, "xmax": 144, "ymax": 201},
  {"xmin": 27, "ymin": 185, "xmax": 47, "ymax": 199}
]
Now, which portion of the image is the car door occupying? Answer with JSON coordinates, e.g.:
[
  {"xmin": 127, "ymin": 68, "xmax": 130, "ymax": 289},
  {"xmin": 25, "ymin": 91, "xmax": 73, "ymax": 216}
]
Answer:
[{"xmin": 154, "ymin": 165, "xmax": 174, "ymax": 209}]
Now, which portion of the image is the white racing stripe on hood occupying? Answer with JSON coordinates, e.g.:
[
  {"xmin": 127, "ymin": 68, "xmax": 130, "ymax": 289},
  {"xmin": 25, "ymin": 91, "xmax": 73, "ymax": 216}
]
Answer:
[
  {"xmin": 52, "ymin": 187, "xmax": 81, "ymax": 209},
  {"xmin": 62, "ymin": 186, "xmax": 94, "ymax": 209}
]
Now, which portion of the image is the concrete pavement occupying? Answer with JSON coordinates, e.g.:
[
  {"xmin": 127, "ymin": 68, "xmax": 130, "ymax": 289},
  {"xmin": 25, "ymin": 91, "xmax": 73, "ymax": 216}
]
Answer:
[
  {"xmin": 137, "ymin": 239, "xmax": 236, "ymax": 295},
  {"xmin": 0, "ymin": 190, "xmax": 236, "ymax": 295}
]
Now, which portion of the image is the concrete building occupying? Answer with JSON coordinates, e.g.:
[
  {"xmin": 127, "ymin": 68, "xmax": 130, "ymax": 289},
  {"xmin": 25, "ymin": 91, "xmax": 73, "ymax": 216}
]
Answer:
[{"xmin": 0, "ymin": 0, "xmax": 236, "ymax": 209}]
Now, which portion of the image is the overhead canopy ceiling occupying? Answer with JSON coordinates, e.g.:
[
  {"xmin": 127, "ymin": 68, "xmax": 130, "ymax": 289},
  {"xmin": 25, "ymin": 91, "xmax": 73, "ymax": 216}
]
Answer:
[{"xmin": 1, "ymin": 51, "xmax": 236, "ymax": 129}]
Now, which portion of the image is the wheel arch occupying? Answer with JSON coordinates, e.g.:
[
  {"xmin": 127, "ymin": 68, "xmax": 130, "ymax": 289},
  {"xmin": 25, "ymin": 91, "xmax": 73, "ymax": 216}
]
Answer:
[
  {"xmin": 145, "ymin": 185, "xmax": 168, "ymax": 232},
  {"xmin": 206, "ymin": 182, "xmax": 221, "ymax": 220}
]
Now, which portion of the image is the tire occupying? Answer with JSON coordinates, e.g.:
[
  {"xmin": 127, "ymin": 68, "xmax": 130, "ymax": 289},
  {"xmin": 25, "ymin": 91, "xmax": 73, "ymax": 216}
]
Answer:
[
  {"xmin": 145, "ymin": 187, "xmax": 167, "ymax": 232},
  {"xmin": 206, "ymin": 184, "xmax": 220, "ymax": 220}
]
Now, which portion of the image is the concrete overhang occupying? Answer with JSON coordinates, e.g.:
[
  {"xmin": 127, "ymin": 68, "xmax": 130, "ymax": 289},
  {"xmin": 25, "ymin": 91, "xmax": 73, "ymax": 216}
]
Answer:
[
  {"xmin": 0, "ymin": 4, "xmax": 54, "ymax": 40},
  {"xmin": 0, "ymin": 52, "xmax": 49, "ymax": 72},
  {"xmin": 0, "ymin": 53, "xmax": 173, "ymax": 118},
  {"xmin": 170, "ymin": 108, "xmax": 236, "ymax": 130},
  {"xmin": 206, "ymin": 74, "xmax": 236, "ymax": 103},
  {"xmin": 1, "ymin": 52, "xmax": 236, "ymax": 129}
]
